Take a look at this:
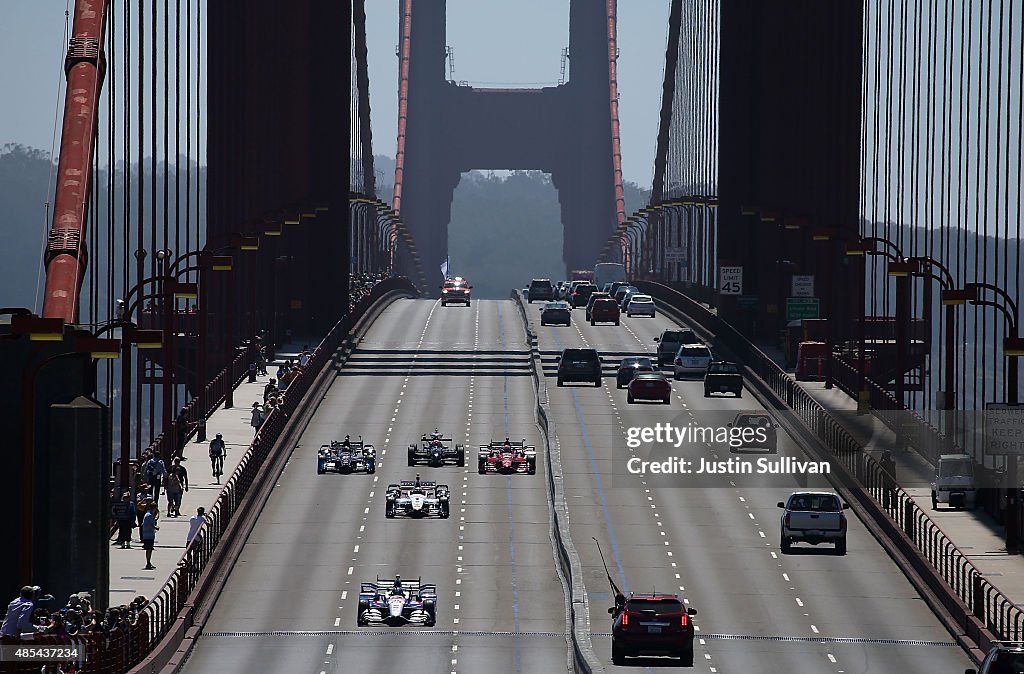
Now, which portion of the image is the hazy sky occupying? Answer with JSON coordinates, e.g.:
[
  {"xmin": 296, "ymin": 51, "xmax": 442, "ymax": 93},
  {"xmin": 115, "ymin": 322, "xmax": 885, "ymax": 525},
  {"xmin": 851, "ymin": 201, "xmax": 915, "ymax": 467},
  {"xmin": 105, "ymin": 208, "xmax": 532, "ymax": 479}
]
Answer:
[{"xmin": 1, "ymin": 2, "xmax": 671, "ymax": 186}]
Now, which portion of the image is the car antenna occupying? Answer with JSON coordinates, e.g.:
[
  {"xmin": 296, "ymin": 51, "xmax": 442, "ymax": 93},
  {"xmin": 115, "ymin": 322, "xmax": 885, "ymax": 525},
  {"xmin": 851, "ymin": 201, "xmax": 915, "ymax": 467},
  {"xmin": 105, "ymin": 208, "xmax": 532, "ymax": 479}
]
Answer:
[{"xmin": 593, "ymin": 537, "xmax": 623, "ymax": 598}]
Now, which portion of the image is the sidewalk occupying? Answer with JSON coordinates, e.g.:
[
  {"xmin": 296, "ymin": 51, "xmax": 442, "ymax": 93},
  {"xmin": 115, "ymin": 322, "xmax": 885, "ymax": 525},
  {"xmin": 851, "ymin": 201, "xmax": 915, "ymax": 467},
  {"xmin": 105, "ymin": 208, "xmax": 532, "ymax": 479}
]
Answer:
[
  {"xmin": 754, "ymin": 341, "xmax": 1024, "ymax": 605},
  {"xmin": 107, "ymin": 343, "xmax": 310, "ymax": 608}
]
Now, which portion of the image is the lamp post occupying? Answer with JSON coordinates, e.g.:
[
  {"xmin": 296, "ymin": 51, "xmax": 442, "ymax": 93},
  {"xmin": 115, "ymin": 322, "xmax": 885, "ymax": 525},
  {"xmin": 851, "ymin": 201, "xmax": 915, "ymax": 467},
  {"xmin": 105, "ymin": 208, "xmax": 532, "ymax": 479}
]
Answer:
[
  {"xmin": 947, "ymin": 282, "xmax": 1020, "ymax": 551},
  {"xmin": 907, "ymin": 257, "xmax": 957, "ymax": 439}
]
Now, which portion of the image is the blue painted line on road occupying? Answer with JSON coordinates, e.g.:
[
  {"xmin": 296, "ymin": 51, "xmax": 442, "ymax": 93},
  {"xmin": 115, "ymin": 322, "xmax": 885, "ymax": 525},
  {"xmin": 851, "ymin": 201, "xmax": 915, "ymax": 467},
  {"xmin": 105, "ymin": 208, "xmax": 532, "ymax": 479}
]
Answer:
[
  {"xmin": 498, "ymin": 303, "xmax": 523, "ymax": 674},
  {"xmin": 549, "ymin": 323, "xmax": 629, "ymax": 594}
]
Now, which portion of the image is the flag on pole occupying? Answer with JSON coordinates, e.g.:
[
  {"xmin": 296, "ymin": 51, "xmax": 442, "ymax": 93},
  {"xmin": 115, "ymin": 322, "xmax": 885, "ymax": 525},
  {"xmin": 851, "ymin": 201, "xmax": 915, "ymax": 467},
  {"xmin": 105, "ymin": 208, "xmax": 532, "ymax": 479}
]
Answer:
[{"xmin": 440, "ymin": 256, "xmax": 450, "ymax": 279}]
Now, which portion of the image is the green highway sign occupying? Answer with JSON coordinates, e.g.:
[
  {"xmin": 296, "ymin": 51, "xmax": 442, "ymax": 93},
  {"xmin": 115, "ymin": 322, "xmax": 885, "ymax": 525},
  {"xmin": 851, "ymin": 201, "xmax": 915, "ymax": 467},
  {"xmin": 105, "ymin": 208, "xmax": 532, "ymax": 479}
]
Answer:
[
  {"xmin": 786, "ymin": 297, "xmax": 820, "ymax": 321},
  {"xmin": 736, "ymin": 296, "xmax": 759, "ymax": 309}
]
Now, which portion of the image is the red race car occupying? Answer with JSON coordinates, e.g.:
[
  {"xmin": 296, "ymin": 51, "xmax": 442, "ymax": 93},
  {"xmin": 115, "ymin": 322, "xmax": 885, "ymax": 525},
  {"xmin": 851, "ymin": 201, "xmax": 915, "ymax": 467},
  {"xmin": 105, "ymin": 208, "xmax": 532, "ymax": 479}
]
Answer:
[
  {"xmin": 627, "ymin": 372, "xmax": 672, "ymax": 404},
  {"xmin": 477, "ymin": 438, "xmax": 537, "ymax": 475}
]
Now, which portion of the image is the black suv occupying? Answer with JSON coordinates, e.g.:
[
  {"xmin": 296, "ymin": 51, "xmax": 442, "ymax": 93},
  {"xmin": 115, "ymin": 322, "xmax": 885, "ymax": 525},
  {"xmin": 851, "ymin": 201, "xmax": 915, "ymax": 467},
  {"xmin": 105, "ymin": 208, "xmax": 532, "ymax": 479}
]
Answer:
[
  {"xmin": 556, "ymin": 348, "xmax": 602, "ymax": 387},
  {"xmin": 527, "ymin": 279, "xmax": 555, "ymax": 303},
  {"xmin": 610, "ymin": 592, "xmax": 697, "ymax": 666},
  {"xmin": 654, "ymin": 329, "xmax": 700, "ymax": 367}
]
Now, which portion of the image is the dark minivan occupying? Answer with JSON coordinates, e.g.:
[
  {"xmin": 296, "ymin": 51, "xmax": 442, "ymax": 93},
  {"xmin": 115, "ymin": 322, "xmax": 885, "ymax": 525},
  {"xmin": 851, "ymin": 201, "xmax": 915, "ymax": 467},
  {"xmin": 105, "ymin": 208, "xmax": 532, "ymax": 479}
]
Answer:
[{"xmin": 556, "ymin": 348, "xmax": 602, "ymax": 387}]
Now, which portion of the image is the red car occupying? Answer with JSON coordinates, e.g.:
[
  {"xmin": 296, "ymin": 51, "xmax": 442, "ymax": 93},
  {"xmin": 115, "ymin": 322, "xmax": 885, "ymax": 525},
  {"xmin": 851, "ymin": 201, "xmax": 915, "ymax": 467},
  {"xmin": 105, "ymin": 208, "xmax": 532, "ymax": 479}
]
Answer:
[
  {"xmin": 590, "ymin": 298, "xmax": 621, "ymax": 325},
  {"xmin": 477, "ymin": 439, "xmax": 537, "ymax": 474},
  {"xmin": 627, "ymin": 372, "xmax": 671, "ymax": 404},
  {"xmin": 611, "ymin": 592, "xmax": 697, "ymax": 666}
]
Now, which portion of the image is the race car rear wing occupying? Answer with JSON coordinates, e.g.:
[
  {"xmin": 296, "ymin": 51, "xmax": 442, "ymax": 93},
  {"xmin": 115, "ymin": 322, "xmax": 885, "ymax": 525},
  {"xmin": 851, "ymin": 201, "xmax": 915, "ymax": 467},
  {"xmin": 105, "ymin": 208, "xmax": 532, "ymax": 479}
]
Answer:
[
  {"xmin": 398, "ymin": 480, "xmax": 437, "ymax": 488},
  {"xmin": 479, "ymin": 439, "xmax": 536, "ymax": 453},
  {"xmin": 420, "ymin": 433, "xmax": 454, "ymax": 443},
  {"xmin": 365, "ymin": 576, "xmax": 437, "ymax": 597}
]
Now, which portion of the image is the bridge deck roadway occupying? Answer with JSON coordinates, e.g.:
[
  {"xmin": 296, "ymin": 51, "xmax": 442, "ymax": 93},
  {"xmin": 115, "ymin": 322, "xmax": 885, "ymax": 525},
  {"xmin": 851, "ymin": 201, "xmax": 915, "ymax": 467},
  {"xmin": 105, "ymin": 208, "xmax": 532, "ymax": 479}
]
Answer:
[
  {"xmin": 180, "ymin": 299, "xmax": 568, "ymax": 674},
  {"xmin": 523, "ymin": 299, "xmax": 974, "ymax": 672}
]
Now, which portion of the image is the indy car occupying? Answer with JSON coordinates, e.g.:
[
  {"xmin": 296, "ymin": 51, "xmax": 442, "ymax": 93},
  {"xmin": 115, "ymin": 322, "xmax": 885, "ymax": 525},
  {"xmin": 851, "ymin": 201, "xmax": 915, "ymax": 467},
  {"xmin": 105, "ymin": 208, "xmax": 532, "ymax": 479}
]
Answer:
[
  {"xmin": 317, "ymin": 435, "xmax": 376, "ymax": 474},
  {"xmin": 408, "ymin": 428, "xmax": 465, "ymax": 467},
  {"xmin": 478, "ymin": 438, "xmax": 537, "ymax": 475},
  {"xmin": 357, "ymin": 575, "xmax": 437, "ymax": 627},
  {"xmin": 385, "ymin": 476, "xmax": 451, "ymax": 518}
]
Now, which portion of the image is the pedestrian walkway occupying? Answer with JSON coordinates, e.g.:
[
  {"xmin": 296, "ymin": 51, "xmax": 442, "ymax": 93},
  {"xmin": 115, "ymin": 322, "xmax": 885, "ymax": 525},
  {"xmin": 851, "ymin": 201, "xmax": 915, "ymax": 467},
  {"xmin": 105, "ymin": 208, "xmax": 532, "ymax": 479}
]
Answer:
[
  {"xmin": 754, "ymin": 340, "xmax": 1024, "ymax": 607},
  {"xmin": 107, "ymin": 343, "xmax": 311, "ymax": 607}
]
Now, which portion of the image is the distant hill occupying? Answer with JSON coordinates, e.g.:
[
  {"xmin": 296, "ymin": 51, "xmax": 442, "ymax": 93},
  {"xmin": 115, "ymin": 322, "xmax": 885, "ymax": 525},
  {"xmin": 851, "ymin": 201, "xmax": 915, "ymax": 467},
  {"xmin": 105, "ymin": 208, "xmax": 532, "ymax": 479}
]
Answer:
[
  {"xmin": 0, "ymin": 145, "xmax": 56, "ymax": 309},
  {"xmin": 0, "ymin": 144, "xmax": 206, "ymax": 314}
]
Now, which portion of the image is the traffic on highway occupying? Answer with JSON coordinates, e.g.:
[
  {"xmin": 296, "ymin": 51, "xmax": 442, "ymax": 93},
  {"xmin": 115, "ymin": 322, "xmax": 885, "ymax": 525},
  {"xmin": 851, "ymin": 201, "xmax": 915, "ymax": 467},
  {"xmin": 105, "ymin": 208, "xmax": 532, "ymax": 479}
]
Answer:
[{"xmin": 172, "ymin": 268, "xmax": 976, "ymax": 672}]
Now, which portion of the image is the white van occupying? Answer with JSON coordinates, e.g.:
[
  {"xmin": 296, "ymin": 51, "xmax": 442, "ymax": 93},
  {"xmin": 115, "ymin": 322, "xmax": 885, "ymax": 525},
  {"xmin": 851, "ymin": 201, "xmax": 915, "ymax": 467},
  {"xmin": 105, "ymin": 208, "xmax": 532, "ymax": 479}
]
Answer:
[{"xmin": 593, "ymin": 263, "xmax": 626, "ymax": 291}]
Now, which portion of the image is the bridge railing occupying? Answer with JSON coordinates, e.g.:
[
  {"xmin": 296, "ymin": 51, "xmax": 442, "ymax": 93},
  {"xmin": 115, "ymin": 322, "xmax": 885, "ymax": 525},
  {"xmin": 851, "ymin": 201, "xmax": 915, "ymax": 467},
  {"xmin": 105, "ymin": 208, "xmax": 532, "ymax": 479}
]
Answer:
[{"xmin": 636, "ymin": 280, "xmax": 1015, "ymax": 651}]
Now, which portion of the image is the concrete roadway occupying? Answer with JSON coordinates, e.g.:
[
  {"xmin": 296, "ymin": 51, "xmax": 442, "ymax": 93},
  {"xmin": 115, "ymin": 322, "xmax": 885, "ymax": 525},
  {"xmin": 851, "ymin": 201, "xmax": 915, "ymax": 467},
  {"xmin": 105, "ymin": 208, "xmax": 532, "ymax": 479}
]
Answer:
[
  {"xmin": 524, "ymin": 299, "xmax": 974, "ymax": 672},
  {"xmin": 181, "ymin": 299, "xmax": 568, "ymax": 674}
]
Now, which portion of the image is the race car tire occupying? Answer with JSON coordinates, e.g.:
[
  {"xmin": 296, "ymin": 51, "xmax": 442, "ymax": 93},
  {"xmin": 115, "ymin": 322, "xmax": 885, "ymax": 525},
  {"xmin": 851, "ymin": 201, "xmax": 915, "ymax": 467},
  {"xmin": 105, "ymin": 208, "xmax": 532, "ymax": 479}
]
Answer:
[
  {"xmin": 614, "ymin": 319, "xmax": 619, "ymax": 326},
  {"xmin": 357, "ymin": 599, "xmax": 370, "ymax": 626},
  {"xmin": 594, "ymin": 378, "xmax": 601, "ymax": 387},
  {"xmin": 478, "ymin": 461, "xmax": 486, "ymax": 475},
  {"xmin": 612, "ymin": 641, "xmax": 625, "ymax": 666},
  {"xmin": 457, "ymin": 451, "xmax": 465, "ymax": 467},
  {"xmin": 408, "ymin": 450, "xmax": 416, "ymax": 467},
  {"xmin": 317, "ymin": 464, "xmax": 325, "ymax": 475},
  {"xmin": 735, "ymin": 389, "xmax": 742, "ymax": 398},
  {"xmin": 703, "ymin": 388, "xmax": 710, "ymax": 397},
  {"xmin": 528, "ymin": 460, "xmax": 536, "ymax": 475},
  {"xmin": 440, "ymin": 503, "xmax": 450, "ymax": 519},
  {"xmin": 663, "ymin": 397, "xmax": 671, "ymax": 404},
  {"xmin": 557, "ymin": 378, "xmax": 564, "ymax": 387},
  {"xmin": 423, "ymin": 600, "xmax": 436, "ymax": 627},
  {"xmin": 385, "ymin": 502, "xmax": 395, "ymax": 519},
  {"xmin": 590, "ymin": 319, "xmax": 595, "ymax": 325}
]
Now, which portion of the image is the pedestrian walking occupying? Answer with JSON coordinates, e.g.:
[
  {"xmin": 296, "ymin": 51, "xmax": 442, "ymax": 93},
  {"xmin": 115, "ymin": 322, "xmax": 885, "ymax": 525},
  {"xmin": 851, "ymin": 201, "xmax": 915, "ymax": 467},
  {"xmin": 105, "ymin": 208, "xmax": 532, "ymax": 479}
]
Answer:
[
  {"xmin": 209, "ymin": 433, "xmax": 226, "ymax": 482},
  {"xmin": 142, "ymin": 453, "xmax": 167, "ymax": 507},
  {"xmin": 165, "ymin": 471, "xmax": 184, "ymax": 518},
  {"xmin": 257, "ymin": 345, "xmax": 268, "ymax": 376},
  {"xmin": 112, "ymin": 492, "xmax": 136, "ymax": 548},
  {"xmin": 170, "ymin": 457, "xmax": 189, "ymax": 492},
  {"xmin": 141, "ymin": 503, "xmax": 159, "ymax": 570},
  {"xmin": 186, "ymin": 507, "xmax": 206, "ymax": 545},
  {"xmin": 174, "ymin": 407, "xmax": 189, "ymax": 453},
  {"xmin": 250, "ymin": 402, "xmax": 264, "ymax": 433}
]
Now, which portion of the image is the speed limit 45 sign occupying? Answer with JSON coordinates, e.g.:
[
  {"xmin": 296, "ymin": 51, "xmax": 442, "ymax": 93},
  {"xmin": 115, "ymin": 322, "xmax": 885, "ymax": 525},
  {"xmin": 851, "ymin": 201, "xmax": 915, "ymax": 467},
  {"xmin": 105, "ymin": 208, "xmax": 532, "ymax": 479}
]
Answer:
[{"xmin": 719, "ymin": 266, "xmax": 743, "ymax": 295}]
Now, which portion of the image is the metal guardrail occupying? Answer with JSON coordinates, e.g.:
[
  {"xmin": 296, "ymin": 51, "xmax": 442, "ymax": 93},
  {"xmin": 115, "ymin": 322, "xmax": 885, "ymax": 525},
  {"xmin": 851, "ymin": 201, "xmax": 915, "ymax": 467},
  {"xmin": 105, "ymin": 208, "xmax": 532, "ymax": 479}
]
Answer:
[
  {"xmin": 7, "ymin": 278, "xmax": 417, "ymax": 673},
  {"xmin": 636, "ymin": 280, "xmax": 1019, "ymax": 651}
]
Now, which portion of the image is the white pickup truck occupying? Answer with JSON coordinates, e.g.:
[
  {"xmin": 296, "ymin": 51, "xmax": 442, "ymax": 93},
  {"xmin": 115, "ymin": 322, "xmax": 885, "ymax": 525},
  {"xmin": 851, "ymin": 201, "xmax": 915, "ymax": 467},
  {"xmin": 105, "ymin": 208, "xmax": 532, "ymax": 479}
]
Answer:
[{"xmin": 777, "ymin": 491, "xmax": 850, "ymax": 555}]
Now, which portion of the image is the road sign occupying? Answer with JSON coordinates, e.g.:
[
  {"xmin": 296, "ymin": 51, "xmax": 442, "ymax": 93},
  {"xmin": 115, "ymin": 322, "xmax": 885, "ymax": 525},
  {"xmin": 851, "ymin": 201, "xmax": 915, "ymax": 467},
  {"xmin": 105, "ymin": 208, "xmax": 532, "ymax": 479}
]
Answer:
[
  {"xmin": 719, "ymin": 266, "xmax": 743, "ymax": 295},
  {"xmin": 792, "ymin": 275, "xmax": 815, "ymax": 297},
  {"xmin": 985, "ymin": 403, "xmax": 1024, "ymax": 455},
  {"xmin": 664, "ymin": 247, "xmax": 687, "ymax": 263},
  {"xmin": 737, "ymin": 296, "xmax": 759, "ymax": 309},
  {"xmin": 786, "ymin": 297, "xmax": 820, "ymax": 321}
]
